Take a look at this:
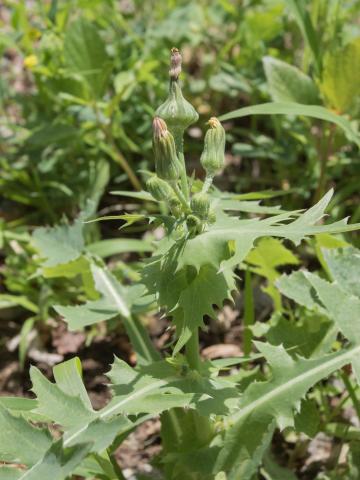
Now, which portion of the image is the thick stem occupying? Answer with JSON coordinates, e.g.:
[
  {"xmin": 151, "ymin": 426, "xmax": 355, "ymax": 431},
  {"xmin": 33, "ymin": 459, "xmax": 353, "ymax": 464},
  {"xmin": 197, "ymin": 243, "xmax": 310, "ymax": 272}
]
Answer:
[{"xmin": 185, "ymin": 330, "xmax": 201, "ymax": 370}]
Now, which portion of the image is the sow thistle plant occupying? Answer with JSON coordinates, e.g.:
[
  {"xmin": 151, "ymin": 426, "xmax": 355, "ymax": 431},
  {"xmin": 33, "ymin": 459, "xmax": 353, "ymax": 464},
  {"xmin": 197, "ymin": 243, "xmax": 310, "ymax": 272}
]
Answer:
[{"xmin": 1, "ymin": 49, "xmax": 360, "ymax": 480}]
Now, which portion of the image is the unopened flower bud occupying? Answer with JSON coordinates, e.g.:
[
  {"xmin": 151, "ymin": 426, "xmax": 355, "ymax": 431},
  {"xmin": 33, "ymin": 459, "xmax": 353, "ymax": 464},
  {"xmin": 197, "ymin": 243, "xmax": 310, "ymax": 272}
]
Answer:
[
  {"xmin": 146, "ymin": 175, "xmax": 173, "ymax": 201},
  {"xmin": 152, "ymin": 117, "xmax": 181, "ymax": 181},
  {"xmin": 200, "ymin": 117, "xmax": 225, "ymax": 176},
  {"xmin": 156, "ymin": 49, "xmax": 198, "ymax": 140},
  {"xmin": 186, "ymin": 214, "xmax": 202, "ymax": 232},
  {"xmin": 208, "ymin": 209, "xmax": 217, "ymax": 224},
  {"xmin": 190, "ymin": 193, "xmax": 210, "ymax": 220},
  {"xmin": 169, "ymin": 196, "xmax": 182, "ymax": 218}
]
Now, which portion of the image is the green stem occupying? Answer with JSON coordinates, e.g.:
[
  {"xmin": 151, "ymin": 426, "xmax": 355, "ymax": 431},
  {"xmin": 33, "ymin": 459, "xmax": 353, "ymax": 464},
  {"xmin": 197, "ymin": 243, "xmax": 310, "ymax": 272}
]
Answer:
[
  {"xmin": 172, "ymin": 125, "xmax": 189, "ymax": 201},
  {"xmin": 171, "ymin": 182, "xmax": 190, "ymax": 213},
  {"xmin": 201, "ymin": 174, "xmax": 214, "ymax": 193},
  {"xmin": 340, "ymin": 371, "xmax": 360, "ymax": 420},
  {"xmin": 178, "ymin": 151, "xmax": 190, "ymax": 201},
  {"xmin": 122, "ymin": 315, "xmax": 160, "ymax": 364},
  {"xmin": 185, "ymin": 330, "xmax": 201, "ymax": 370},
  {"xmin": 94, "ymin": 103, "xmax": 142, "ymax": 191},
  {"xmin": 243, "ymin": 268, "xmax": 255, "ymax": 356}
]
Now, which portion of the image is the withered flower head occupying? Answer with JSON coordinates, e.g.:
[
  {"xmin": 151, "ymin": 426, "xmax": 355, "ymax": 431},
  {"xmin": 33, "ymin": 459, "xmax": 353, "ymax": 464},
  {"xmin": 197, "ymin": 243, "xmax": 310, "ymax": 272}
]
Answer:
[{"xmin": 169, "ymin": 47, "xmax": 182, "ymax": 80}]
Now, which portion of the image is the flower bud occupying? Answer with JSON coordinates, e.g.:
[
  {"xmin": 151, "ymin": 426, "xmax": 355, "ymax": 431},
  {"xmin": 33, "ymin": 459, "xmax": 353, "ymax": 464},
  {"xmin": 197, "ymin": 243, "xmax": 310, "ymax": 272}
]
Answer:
[
  {"xmin": 169, "ymin": 196, "xmax": 182, "ymax": 218},
  {"xmin": 153, "ymin": 117, "xmax": 181, "ymax": 181},
  {"xmin": 186, "ymin": 214, "xmax": 202, "ymax": 232},
  {"xmin": 146, "ymin": 175, "xmax": 173, "ymax": 201},
  {"xmin": 156, "ymin": 49, "xmax": 198, "ymax": 138},
  {"xmin": 200, "ymin": 117, "xmax": 225, "ymax": 176},
  {"xmin": 208, "ymin": 209, "xmax": 217, "ymax": 224},
  {"xmin": 156, "ymin": 81, "xmax": 199, "ymax": 135},
  {"xmin": 190, "ymin": 193, "xmax": 210, "ymax": 220}
]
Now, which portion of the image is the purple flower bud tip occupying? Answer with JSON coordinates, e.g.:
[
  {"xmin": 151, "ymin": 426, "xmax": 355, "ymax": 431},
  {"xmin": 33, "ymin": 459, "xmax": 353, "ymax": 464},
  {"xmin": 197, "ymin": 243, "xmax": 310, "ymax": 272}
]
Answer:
[{"xmin": 153, "ymin": 116, "xmax": 168, "ymax": 139}]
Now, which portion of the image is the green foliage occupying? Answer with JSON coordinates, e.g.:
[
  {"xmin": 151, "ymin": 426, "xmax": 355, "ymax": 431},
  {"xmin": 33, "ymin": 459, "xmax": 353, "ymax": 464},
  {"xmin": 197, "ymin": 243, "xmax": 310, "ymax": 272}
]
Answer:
[
  {"xmin": 1, "ymin": 3, "xmax": 360, "ymax": 479},
  {"xmin": 263, "ymin": 56, "xmax": 319, "ymax": 104},
  {"xmin": 64, "ymin": 18, "xmax": 112, "ymax": 99},
  {"xmin": 321, "ymin": 38, "xmax": 360, "ymax": 112},
  {"xmin": 220, "ymin": 102, "xmax": 360, "ymax": 147},
  {"xmin": 246, "ymin": 238, "xmax": 299, "ymax": 309}
]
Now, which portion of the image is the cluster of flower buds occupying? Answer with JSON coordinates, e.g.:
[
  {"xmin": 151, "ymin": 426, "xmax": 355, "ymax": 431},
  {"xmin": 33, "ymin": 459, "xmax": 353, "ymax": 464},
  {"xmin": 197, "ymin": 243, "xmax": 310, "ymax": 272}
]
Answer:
[
  {"xmin": 146, "ymin": 175, "xmax": 173, "ymax": 201},
  {"xmin": 149, "ymin": 48, "xmax": 225, "ymax": 236}
]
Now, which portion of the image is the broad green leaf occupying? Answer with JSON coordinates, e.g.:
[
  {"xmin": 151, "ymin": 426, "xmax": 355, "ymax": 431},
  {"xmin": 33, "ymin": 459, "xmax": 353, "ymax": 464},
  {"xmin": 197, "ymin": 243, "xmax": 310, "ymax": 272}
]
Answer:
[
  {"xmin": 103, "ymin": 358, "xmax": 195, "ymax": 417},
  {"xmin": 55, "ymin": 264, "xmax": 157, "ymax": 365},
  {"xmin": 30, "ymin": 367, "xmax": 96, "ymax": 429},
  {"xmin": 0, "ymin": 397, "xmax": 37, "ymax": 413},
  {"xmin": 304, "ymin": 273, "xmax": 360, "ymax": 345},
  {"xmin": 55, "ymin": 264, "xmax": 137, "ymax": 329},
  {"xmin": 105, "ymin": 358, "xmax": 238, "ymax": 418},
  {"xmin": 217, "ymin": 199, "xmax": 285, "ymax": 215},
  {"xmin": 26, "ymin": 124, "xmax": 79, "ymax": 148},
  {"xmin": 220, "ymin": 103, "xmax": 360, "ymax": 147},
  {"xmin": 246, "ymin": 238, "xmax": 299, "ymax": 309},
  {"xmin": 266, "ymin": 313, "xmax": 335, "ymax": 358},
  {"xmin": 18, "ymin": 440, "xmax": 92, "ymax": 480},
  {"xmin": 278, "ymin": 247, "xmax": 360, "ymax": 345},
  {"xmin": 323, "ymin": 247, "xmax": 360, "ymax": 298},
  {"xmin": 175, "ymin": 190, "xmax": 360, "ymax": 273},
  {"xmin": 294, "ymin": 399, "xmax": 320, "ymax": 438},
  {"xmin": 64, "ymin": 18, "xmax": 112, "ymax": 99},
  {"xmin": 321, "ymin": 38, "xmax": 360, "ymax": 112},
  {"xmin": 32, "ymin": 220, "xmax": 84, "ymax": 267},
  {"xmin": 143, "ymin": 191, "xmax": 359, "ymax": 351},
  {"xmin": 63, "ymin": 416, "xmax": 133, "ymax": 452},
  {"xmin": 314, "ymin": 233, "xmax": 349, "ymax": 276},
  {"xmin": 263, "ymin": 56, "xmax": 319, "ymax": 104},
  {"xmin": 41, "ymin": 256, "xmax": 90, "ymax": 279},
  {"xmin": 87, "ymin": 238, "xmax": 154, "ymax": 257},
  {"xmin": 53, "ymin": 357, "xmax": 92, "ymax": 409},
  {"xmin": 277, "ymin": 246, "xmax": 360, "ymax": 382},
  {"xmin": 214, "ymin": 342, "xmax": 360, "ymax": 479},
  {"xmin": 173, "ymin": 265, "xmax": 236, "ymax": 353},
  {"xmin": 0, "ymin": 467, "xmax": 22, "ymax": 480},
  {"xmin": 277, "ymin": 270, "xmax": 324, "ymax": 311},
  {"xmin": 0, "ymin": 405, "xmax": 52, "ymax": 466}
]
